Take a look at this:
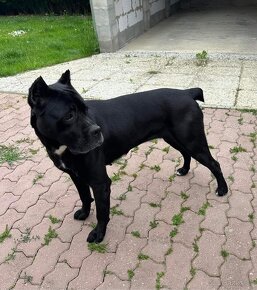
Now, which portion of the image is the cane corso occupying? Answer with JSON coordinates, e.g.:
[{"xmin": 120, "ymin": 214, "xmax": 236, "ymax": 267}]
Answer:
[{"xmin": 28, "ymin": 70, "xmax": 228, "ymax": 243}]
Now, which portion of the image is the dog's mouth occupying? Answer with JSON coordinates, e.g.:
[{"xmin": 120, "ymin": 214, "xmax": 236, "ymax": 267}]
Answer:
[{"xmin": 69, "ymin": 133, "xmax": 104, "ymax": 155}]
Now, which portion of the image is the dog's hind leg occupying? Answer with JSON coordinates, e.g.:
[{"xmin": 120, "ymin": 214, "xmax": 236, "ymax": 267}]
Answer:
[
  {"xmin": 70, "ymin": 174, "xmax": 94, "ymax": 220},
  {"xmin": 163, "ymin": 135, "xmax": 191, "ymax": 176}
]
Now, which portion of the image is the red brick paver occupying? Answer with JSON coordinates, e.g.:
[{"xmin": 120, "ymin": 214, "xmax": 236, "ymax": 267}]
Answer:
[{"xmin": 1, "ymin": 93, "xmax": 257, "ymax": 289}]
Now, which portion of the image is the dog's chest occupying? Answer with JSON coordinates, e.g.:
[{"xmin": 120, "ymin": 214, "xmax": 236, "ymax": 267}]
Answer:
[{"xmin": 53, "ymin": 145, "xmax": 68, "ymax": 170}]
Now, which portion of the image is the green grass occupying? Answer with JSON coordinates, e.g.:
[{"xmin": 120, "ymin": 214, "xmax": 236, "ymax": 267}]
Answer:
[
  {"xmin": 131, "ymin": 231, "xmax": 141, "ymax": 238},
  {"xmin": 0, "ymin": 15, "xmax": 99, "ymax": 76},
  {"xmin": 172, "ymin": 213, "xmax": 184, "ymax": 226},
  {"xmin": 0, "ymin": 145, "xmax": 23, "ymax": 165},
  {"xmin": 88, "ymin": 242, "xmax": 108, "ymax": 253},
  {"xmin": 229, "ymin": 146, "xmax": 247, "ymax": 154},
  {"xmin": 49, "ymin": 215, "xmax": 61, "ymax": 224},
  {"xmin": 0, "ymin": 225, "xmax": 11, "ymax": 243},
  {"xmin": 127, "ymin": 269, "xmax": 135, "ymax": 281},
  {"xmin": 43, "ymin": 226, "xmax": 58, "ymax": 245}
]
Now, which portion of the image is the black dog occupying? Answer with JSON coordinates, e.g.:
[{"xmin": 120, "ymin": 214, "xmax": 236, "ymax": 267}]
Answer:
[{"xmin": 28, "ymin": 70, "xmax": 228, "ymax": 243}]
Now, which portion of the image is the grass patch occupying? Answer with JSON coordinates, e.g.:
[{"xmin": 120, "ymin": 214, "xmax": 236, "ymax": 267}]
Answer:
[
  {"xmin": 156, "ymin": 272, "xmax": 165, "ymax": 290},
  {"xmin": 131, "ymin": 231, "xmax": 141, "ymax": 238},
  {"xmin": 180, "ymin": 191, "xmax": 189, "ymax": 200},
  {"xmin": 49, "ymin": 215, "xmax": 61, "ymax": 224},
  {"xmin": 221, "ymin": 250, "xmax": 229, "ymax": 259},
  {"xmin": 149, "ymin": 202, "xmax": 161, "ymax": 208},
  {"xmin": 0, "ymin": 225, "xmax": 11, "ymax": 243},
  {"xmin": 250, "ymin": 132, "xmax": 257, "ymax": 148},
  {"xmin": 249, "ymin": 213, "xmax": 254, "ymax": 222},
  {"xmin": 237, "ymin": 109, "xmax": 257, "ymax": 115},
  {"xmin": 230, "ymin": 146, "xmax": 247, "ymax": 154},
  {"xmin": 150, "ymin": 165, "xmax": 161, "ymax": 172},
  {"xmin": 110, "ymin": 205, "xmax": 124, "ymax": 216},
  {"xmin": 138, "ymin": 253, "xmax": 149, "ymax": 260},
  {"xmin": 0, "ymin": 15, "xmax": 99, "ymax": 76},
  {"xmin": 127, "ymin": 269, "xmax": 135, "ymax": 281},
  {"xmin": 195, "ymin": 50, "xmax": 208, "ymax": 66},
  {"xmin": 43, "ymin": 226, "xmax": 58, "ymax": 245},
  {"xmin": 33, "ymin": 173, "xmax": 44, "ymax": 184},
  {"xmin": 172, "ymin": 213, "xmax": 184, "ymax": 226},
  {"xmin": 170, "ymin": 227, "xmax": 178, "ymax": 238},
  {"xmin": 0, "ymin": 144, "xmax": 23, "ymax": 165},
  {"xmin": 150, "ymin": 220, "xmax": 159, "ymax": 229},
  {"xmin": 162, "ymin": 146, "xmax": 170, "ymax": 153},
  {"xmin": 198, "ymin": 202, "xmax": 211, "ymax": 216},
  {"xmin": 88, "ymin": 242, "xmax": 108, "ymax": 253}
]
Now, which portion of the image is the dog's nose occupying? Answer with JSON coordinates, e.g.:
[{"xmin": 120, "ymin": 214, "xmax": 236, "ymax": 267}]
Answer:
[{"xmin": 90, "ymin": 125, "xmax": 101, "ymax": 137}]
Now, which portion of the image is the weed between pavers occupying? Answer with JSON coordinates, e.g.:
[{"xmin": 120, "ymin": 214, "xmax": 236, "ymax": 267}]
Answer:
[
  {"xmin": 33, "ymin": 173, "xmax": 44, "ymax": 184},
  {"xmin": 249, "ymin": 213, "xmax": 254, "ymax": 222},
  {"xmin": 229, "ymin": 145, "xmax": 247, "ymax": 154},
  {"xmin": 156, "ymin": 272, "xmax": 165, "ymax": 290},
  {"xmin": 150, "ymin": 165, "xmax": 161, "ymax": 172},
  {"xmin": 180, "ymin": 191, "xmax": 189, "ymax": 200},
  {"xmin": 0, "ymin": 225, "xmax": 11, "ymax": 243},
  {"xmin": 138, "ymin": 253, "xmax": 149, "ymax": 260},
  {"xmin": 150, "ymin": 220, "xmax": 159, "ymax": 229},
  {"xmin": 43, "ymin": 226, "xmax": 58, "ymax": 245},
  {"xmin": 29, "ymin": 148, "xmax": 40, "ymax": 155},
  {"xmin": 88, "ymin": 242, "xmax": 108, "ymax": 253},
  {"xmin": 198, "ymin": 202, "xmax": 211, "ymax": 216},
  {"xmin": 172, "ymin": 213, "xmax": 184, "ymax": 226},
  {"xmin": 5, "ymin": 248, "xmax": 16, "ymax": 262},
  {"xmin": 195, "ymin": 50, "xmax": 208, "ymax": 66},
  {"xmin": 20, "ymin": 272, "xmax": 33, "ymax": 284},
  {"xmin": 127, "ymin": 269, "xmax": 135, "ymax": 280},
  {"xmin": 110, "ymin": 205, "xmax": 124, "ymax": 216},
  {"xmin": 49, "ymin": 215, "xmax": 61, "ymax": 224},
  {"xmin": 0, "ymin": 144, "xmax": 24, "ymax": 165},
  {"xmin": 162, "ymin": 146, "xmax": 170, "ymax": 153},
  {"xmin": 131, "ymin": 231, "xmax": 141, "ymax": 238},
  {"xmin": 249, "ymin": 132, "xmax": 257, "ymax": 148},
  {"xmin": 221, "ymin": 249, "xmax": 229, "ymax": 259}
]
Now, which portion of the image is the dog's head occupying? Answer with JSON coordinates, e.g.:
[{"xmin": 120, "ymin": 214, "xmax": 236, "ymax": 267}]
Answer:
[{"xmin": 28, "ymin": 70, "xmax": 104, "ymax": 154}]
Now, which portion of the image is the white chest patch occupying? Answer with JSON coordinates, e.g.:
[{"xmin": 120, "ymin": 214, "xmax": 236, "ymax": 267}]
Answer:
[{"xmin": 54, "ymin": 145, "xmax": 67, "ymax": 156}]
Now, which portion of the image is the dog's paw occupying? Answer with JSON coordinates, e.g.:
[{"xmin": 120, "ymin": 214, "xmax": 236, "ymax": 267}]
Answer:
[
  {"xmin": 176, "ymin": 167, "xmax": 189, "ymax": 176},
  {"xmin": 216, "ymin": 186, "xmax": 228, "ymax": 197},
  {"xmin": 87, "ymin": 228, "xmax": 105, "ymax": 243},
  {"xmin": 74, "ymin": 208, "xmax": 90, "ymax": 220}
]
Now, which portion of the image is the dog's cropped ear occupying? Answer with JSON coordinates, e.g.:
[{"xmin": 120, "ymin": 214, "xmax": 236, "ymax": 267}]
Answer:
[
  {"xmin": 58, "ymin": 70, "xmax": 71, "ymax": 85},
  {"xmin": 28, "ymin": 76, "xmax": 48, "ymax": 107}
]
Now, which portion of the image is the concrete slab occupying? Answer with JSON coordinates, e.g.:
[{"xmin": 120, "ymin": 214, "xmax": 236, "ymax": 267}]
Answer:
[{"xmin": 122, "ymin": 6, "xmax": 257, "ymax": 54}]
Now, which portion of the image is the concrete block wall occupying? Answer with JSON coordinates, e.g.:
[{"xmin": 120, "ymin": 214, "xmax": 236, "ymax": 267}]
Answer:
[{"xmin": 90, "ymin": 0, "xmax": 182, "ymax": 52}]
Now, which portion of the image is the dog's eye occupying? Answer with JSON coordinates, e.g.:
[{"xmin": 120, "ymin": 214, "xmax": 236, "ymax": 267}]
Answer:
[{"xmin": 63, "ymin": 112, "xmax": 74, "ymax": 122}]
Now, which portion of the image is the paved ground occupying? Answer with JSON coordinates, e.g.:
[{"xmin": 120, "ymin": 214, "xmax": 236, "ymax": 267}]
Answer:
[
  {"xmin": 1, "ymin": 52, "xmax": 257, "ymax": 289},
  {"xmin": 123, "ymin": 4, "xmax": 257, "ymax": 55}
]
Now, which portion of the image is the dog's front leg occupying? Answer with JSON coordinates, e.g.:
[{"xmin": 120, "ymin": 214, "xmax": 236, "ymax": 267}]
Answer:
[
  {"xmin": 69, "ymin": 174, "xmax": 94, "ymax": 220},
  {"xmin": 87, "ymin": 179, "xmax": 111, "ymax": 243}
]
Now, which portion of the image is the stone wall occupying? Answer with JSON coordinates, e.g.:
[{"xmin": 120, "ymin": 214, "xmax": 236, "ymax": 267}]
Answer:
[{"xmin": 90, "ymin": 0, "xmax": 181, "ymax": 52}]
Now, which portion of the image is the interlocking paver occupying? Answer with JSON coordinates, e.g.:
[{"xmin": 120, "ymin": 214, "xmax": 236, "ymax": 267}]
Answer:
[
  {"xmin": 193, "ymin": 230, "xmax": 226, "ymax": 276},
  {"xmin": 224, "ymin": 217, "xmax": 253, "ymax": 259},
  {"xmin": 1, "ymin": 53, "xmax": 257, "ymax": 289},
  {"xmin": 187, "ymin": 270, "xmax": 221, "ymax": 290},
  {"xmin": 220, "ymin": 255, "xmax": 252, "ymax": 290}
]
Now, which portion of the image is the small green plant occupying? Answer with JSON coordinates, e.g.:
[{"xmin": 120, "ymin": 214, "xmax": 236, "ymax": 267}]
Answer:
[
  {"xmin": 33, "ymin": 173, "xmax": 44, "ymax": 184},
  {"xmin": 231, "ymin": 155, "xmax": 238, "ymax": 161},
  {"xmin": 131, "ymin": 146, "xmax": 139, "ymax": 153},
  {"xmin": 228, "ymin": 175, "xmax": 234, "ymax": 182},
  {"xmin": 90, "ymin": 222, "xmax": 97, "ymax": 229},
  {"xmin": 180, "ymin": 207, "xmax": 190, "ymax": 213},
  {"xmin": 238, "ymin": 109, "xmax": 257, "ymax": 115},
  {"xmin": 29, "ymin": 148, "xmax": 40, "ymax": 155},
  {"xmin": 165, "ymin": 247, "xmax": 173, "ymax": 255},
  {"xmin": 230, "ymin": 146, "xmax": 247, "ymax": 154},
  {"xmin": 208, "ymin": 145, "xmax": 215, "ymax": 149},
  {"xmin": 162, "ymin": 146, "xmax": 170, "ymax": 153},
  {"xmin": 43, "ymin": 226, "xmax": 58, "ymax": 245},
  {"xmin": 251, "ymin": 166, "xmax": 256, "ymax": 173},
  {"xmin": 249, "ymin": 132, "xmax": 257, "ymax": 148},
  {"xmin": 117, "ymin": 193, "xmax": 127, "ymax": 201},
  {"xmin": 145, "ymin": 146, "xmax": 154, "ymax": 157},
  {"xmin": 150, "ymin": 220, "xmax": 159, "ymax": 229},
  {"xmin": 190, "ymin": 267, "xmax": 196, "ymax": 277},
  {"xmin": 221, "ymin": 250, "xmax": 229, "ymax": 259},
  {"xmin": 148, "ymin": 70, "xmax": 159, "ymax": 75},
  {"xmin": 172, "ymin": 213, "xmax": 184, "ymax": 226},
  {"xmin": 156, "ymin": 272, "xmax": 165, "ymax": 290},
  {"xmin": 111, "ymin": 172, "xmax": 121, "ymax": 182},
  {"xmin": 180, "ymin": 191, "xmax": 189, "ymax": 200},
  {"xmin": 16, "ymin": 137, "xmax": 33, "ymax": 144},
  {"xmin": 170, "ymin": 227, "xmax": 178, "ymax": 238},
  {"xmin": 249, "ymin": 213, "xmax": 254, "ymax": 222},
  {"xmin": 149, "ymin": 202, "xmax": 161, "ymax": 208},
  {"xmin": 237, "ymin": 117, "xmax": 243, "ymax": 125},
  {"xmin": 0, "ymin": 225, "xmax": 11, "ymax": 243},
  {"xmin": 127, "ymin": 185, "xmax": 133, "ymax": 192},
  {"xmin": 49, "ymin": 215, "xmax": 61, "ymax": 224},
  {"xmin": 252, "ymin": 278, "xmax": 257, "ymax": 285},
  {"xmin": 198, "ymin": 202, "xmax": 211, "ymax": 216},
  {"xmin": 195, "ymin": 50, "xmax": 208, "ymax": 66},
  {"xmin": 131, "ymin": 231, "xmax": 141, "ymax": 238},
  {"xmin": 5, "ymin": 248, "xmax": 16, "ymax": 262},
  {"xmin": 17, "ymin": 228, "xmax": 39, "ymax": 244},
  {"xmin": 88, "ymin": 242, "xmax": 108, "ymax": 253},
  {"xmin": 151, "ymin": 139, "xmax": 158, "ymax": 144},
  {"xmin": 252, "ymin": 183, "xmax": 256, "ymax": 189},
  {"xmin": 151, "ymin": 165, "xmax": 161, "ymax": 172},
  {"xmin": 138, "ymin": 253, "xmax": 149, "ymax": 260},
  {"xmin": 21, "ymin": 272, "xmax": 33, "ymax": 284},
  {"xmin": 193, "ymin": 240, "xmax": 199, "ymax": 253},
  {"xmin": 110, "ymin": 205, "xmax": 124, "ymax": 216},
  {"xmin": 169, "ymin": 174, "xmax": 176, "ymax": 183},
  {"xmin": 132, "ymin": 173, "xmax": 138, "ymax": 179},
  {"xmin": 0, "ymin": 145, "xmax": 23, "ymax": 165},
  {"xmin": 127, "ymin": 269, "xmax": 135, "ymax": 280}
]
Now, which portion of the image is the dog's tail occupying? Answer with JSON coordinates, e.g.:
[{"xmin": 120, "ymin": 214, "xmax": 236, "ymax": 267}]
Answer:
[{"xmin": 190, "ymin": 88, "xmax": 204, "ymax": 102}]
